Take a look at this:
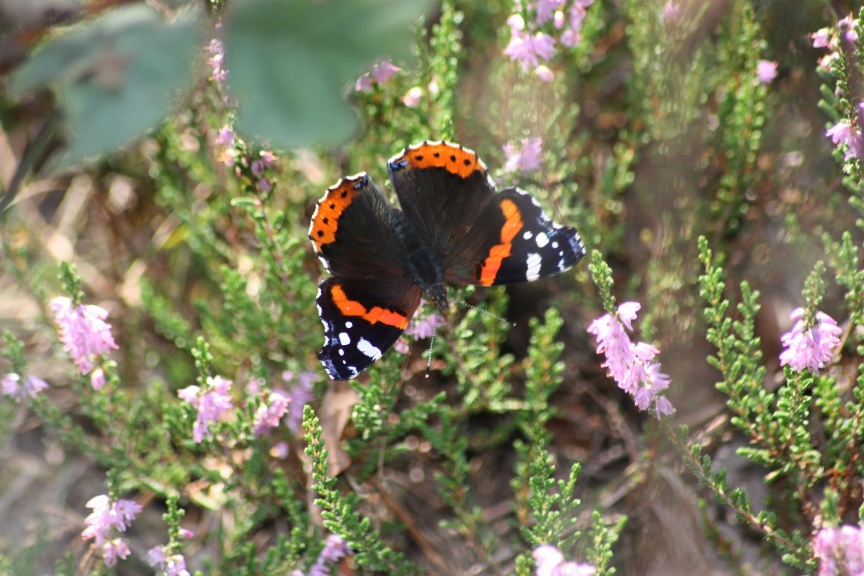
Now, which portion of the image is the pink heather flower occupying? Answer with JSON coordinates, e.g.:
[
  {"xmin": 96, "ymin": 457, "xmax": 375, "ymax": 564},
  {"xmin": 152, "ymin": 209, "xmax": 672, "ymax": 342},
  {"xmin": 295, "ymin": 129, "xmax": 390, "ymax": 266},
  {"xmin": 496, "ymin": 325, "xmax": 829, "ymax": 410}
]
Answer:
[
  {"xmin": 826, "ymin": 120, "xmax": 864, "ymax": 161},
  {"xmin": 251, "ymin": 159, "xmax": 265, "ymax": 177},
  {"xmin": 840, "ymin": 15, "xmax": 859, "ymax": 42},
  {"xmin": 309, "ymin": 534, "xmax": 350, "ymax": 576},
  {"xmin": 661, "ymin": 1, "xmax": 682, "ymax": 24},
  {"xmin": 402, "ymin": 86, "xmax": 423, "ymax": 108},
  {"xmin": 178, "ymin": 375, "xmax": 234, "ymax": 443},
  {"xmin": 507, "ymin": 13, "xmax": 526, "ymax": 32},
  {"xmin": 90, "ymin": 367, "xmax": 106, "ymax": 390},
  {"xmin": 260, "ymin": 150, "xmax": 277, "ymax": 167},
  {"xmin": 533, "ymin": 545, "xmax": 596, "ymax": 576},
  {"xmin": 371, "ymin": 60, "xmax": 401, "ymax": 84},
  {"xmin": 536, "ymin": 0, "xmax": 563, "ymax": 25},
  {"xmin": 216, "ymin": 125, "xmax": 235, "ymax": 147},
  {"xmin": 271, "ymin": 441, "xmax": 290, "ymax": 459},
  {"xmin": 756, "ymin": 60, "xmax": 778, "ymax": 84},
  {"xmin": 82, "ymin": 495, "xmax": 141, "ymax": 566},
  {"xmin": 813, "ymin": 525, "xmax": 864, "ymax": 576},
  {"xmin": 50, "ymin": 297, "xmax": 118, "ymax": 374},
  {"xmin": 394, "ymin": 338, "xmax": 410, "ymax": 354},
  {"xmin": 253, "ymin": 390, "xmax": 291, "ymax": 437},
  {"xmin": 587, "ymin": 302, "xmax": 674, "ymax": 417},
  {"xmin": 354, "ymin": 74, "xmax": 373, "ymax": 92},
  {"xmin": 405, "ymin": 309, "xmax": 441, "ymax": 340},
  {"xmin": 148, "ymin": 546, "xmax": 191, "ymax": 576},
  {"xmin": 504, "ymin": 136, "xmax": 544, "ymax": 173},
  {"xmin": 102, "ymin": 539, "xmax": 131, "ymax": 567},
  {"xmin": 534, "ymin": 65, "xmax": 554, "ymax": 82},
  {"xmin": 207, "ymin": 38, "xmax": 226, "ymax": 84},
  {"xmin": 2, "ymin": 373, "xmax": 49, "ymax": 402},
  {"xmin": 283, "ymin": 370, "xmax": 318, "ymax": 433},
  {"xmin": 779, "ymin": 308, "xmax": 842, "ymax": 372},
  {"xmin": 257, "ymin": 178, "xmax": 272, "ymax": 193},
  {"xmin": 504, "ymin": 31, "xmax": 556, "ymax": 70},
  {"xmin": 811, "ymin": 28, "xmax": 831, "ymax": 48}
]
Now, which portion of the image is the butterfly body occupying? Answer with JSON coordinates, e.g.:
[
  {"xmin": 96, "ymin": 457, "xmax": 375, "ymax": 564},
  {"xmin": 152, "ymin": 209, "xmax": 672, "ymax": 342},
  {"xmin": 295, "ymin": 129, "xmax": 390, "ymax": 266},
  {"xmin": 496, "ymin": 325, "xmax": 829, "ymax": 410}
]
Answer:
[{"xmin": 309, "ymin": 141, "xmax": 585, "ymax": 380}]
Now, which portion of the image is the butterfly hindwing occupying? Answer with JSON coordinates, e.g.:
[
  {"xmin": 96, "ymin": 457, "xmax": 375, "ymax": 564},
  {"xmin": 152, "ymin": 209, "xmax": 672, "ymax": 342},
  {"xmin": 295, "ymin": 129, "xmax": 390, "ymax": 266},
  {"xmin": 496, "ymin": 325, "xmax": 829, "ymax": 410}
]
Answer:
[
  {"xmin": 444, "ymin": 188, "xmax": 586, "ymax": 286},
  {"xmin": 316, "ymin": 277, "xmax": 422, "ymax": 380}
]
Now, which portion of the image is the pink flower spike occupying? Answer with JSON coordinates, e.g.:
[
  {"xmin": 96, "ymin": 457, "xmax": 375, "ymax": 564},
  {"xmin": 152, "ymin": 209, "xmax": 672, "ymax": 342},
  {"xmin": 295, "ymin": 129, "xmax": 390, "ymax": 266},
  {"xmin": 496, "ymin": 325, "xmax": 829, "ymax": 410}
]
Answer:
[
  {"xmin": 355, "ymin": 74, "xmax": 373, "ymax": 92},
  {"xmin": 756, "ymin": 60, "xmax": 778, "ymax": 84},
  {"xmin": 90, "ymin": 368, "xmax": 106, "ymax": 390},
  {"xmin": 504, "ymin": 31, "xmax": 557, "ymax": 70},
  {"xmin": 536, "ymin": 0, "xmax": 562, "ymax": 25},
  {"xmin": 587, "ymin": 302, "xmax": 674, "ymax": 417},
  {"xmin": 779, "ymin": 308, "xmax": 842, "ymax": 372},
  {"xmin": 102, "ymin": 538, "xmax": 131, "ymax": 567},
  {"xmin": 826, "ymin": 121, "xmax": 864, "ymax": 161},
  {"xmin": 179, "ymin": 376, "xmax": 234, "ymax": 443},
  {"xmin": 283, "ymin": 370, "xmax": 318, "ymax": 433},
  {"xmin": 253, "ymin": 390, "xmax": 291, "ymax": 437},
  {"xmin": 532, "ymin": 545, "xmax": 596, "ymax": 576},
  {"xmin": 507, "ymin": 14, "xmax": 525, "ymax": 32},
  {"xmin": 617, "ymin": 302, "xmax": 641, "ymax": 330},
  {"xmin": 2, "ymin": 373, "xmax": 49, "ymax": 402},
  {"xmin": 402, "ymin": 86, "xmax": 423, "ymax": 108},
  {"xmin": 811, "ymin": 28, "xmax": 831, "ymax": 48},
  {"xmin": 371, "ymin": 60, "xmax": 400, "ymax": 84},
  {"xmin": 50, "ymin": 297, "xmax": 118, "ymax": 374},
  {"xmin": 504, "ymin": 137, "xmax": 544, "ymax": 173},
  {"xmin": 216, "ymin": 125, "xmax": 235, "ymax": 147},
  {"xmin": 534, "ymin": 65, "xmax": 554, "ymax": 82}
]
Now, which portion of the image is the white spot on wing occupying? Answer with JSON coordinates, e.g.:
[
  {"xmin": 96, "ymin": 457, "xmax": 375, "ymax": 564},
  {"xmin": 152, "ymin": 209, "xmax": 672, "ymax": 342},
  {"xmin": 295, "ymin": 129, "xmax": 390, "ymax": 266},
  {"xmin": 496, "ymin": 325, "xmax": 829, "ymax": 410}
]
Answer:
[
  {"xmin": 536, "ymin": 232, "xmax": 549, "ymax": 247},
  {"xmin": 339, "ymin": 332, "xmax": 351, "ymax": 345},
  {"xmin": 345, "ymin": 321, "xmax": 353, "ymax": 329},
  {"xmin": 523, "ymin": 231, "xmax": 533, "ymax": 240},
  {"xmin": 357, "ymin": 338, "xmax": 382, "ymax": 360},
  {"xmin": 526, "ymin": 253, "xmax": 542, "ymax": 281}
]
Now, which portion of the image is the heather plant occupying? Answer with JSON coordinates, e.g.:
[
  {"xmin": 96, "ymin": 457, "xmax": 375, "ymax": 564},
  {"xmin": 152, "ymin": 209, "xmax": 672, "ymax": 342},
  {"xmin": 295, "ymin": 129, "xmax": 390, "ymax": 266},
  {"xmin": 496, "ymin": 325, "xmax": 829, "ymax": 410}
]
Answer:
[{"xmin": 1, "ymin": 0, "xmax": 864, "ymax": 575}]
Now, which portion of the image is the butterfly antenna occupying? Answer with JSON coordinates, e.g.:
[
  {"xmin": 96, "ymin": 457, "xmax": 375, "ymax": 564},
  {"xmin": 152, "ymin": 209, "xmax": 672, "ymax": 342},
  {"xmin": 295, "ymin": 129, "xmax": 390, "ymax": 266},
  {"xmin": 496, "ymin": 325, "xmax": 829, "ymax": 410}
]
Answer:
[
  {"xmin": 454, "ymin": 298, "xmax": 515, "ymax": 328},
  {"xmin": 425, "ymin": 314, "xmax": 437, "ymax": 378}
]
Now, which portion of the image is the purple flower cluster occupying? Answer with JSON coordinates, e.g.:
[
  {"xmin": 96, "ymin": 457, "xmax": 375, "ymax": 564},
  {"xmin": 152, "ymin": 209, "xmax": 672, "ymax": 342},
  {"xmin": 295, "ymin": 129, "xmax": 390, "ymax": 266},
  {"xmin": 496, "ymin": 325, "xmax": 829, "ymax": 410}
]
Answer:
[
  {"xmin": 779, "ymin": 308, "xmax": 841, "ymax": 373},
  {"xmin": 586, "ymin": 302, "xmax": 674, "ymax": 417},
  {"xmin": 50, "ymin": 297, "xmax": 118, "ymax": 376},
  {"xmin": 252, "ymin": 390, "xmax": 291, "ymax": 437},
  {"xmin": 813, "ymin": 524, "xmax": 864, "ymax": 576},
  {"xmin": 1, "ymin": 373, "xmax": 48, "ymax": 402},
  {"xmin": 207, "ymin": 38, "xmax": 227, "ymax": 86},
  {"xmin": 355, "ymin": 59, "xmax": 401, "ymax": 92},
  {"xmin": 394, "ymin": 306, "xmax": 442, "ymax": 354},
  {"xmin": 178, "ymin": 375, "xmax": 235, "ymax": 443},
  {"xmin": 503, "ymin": 0, "xmax": 595, "ymax": 78},
  {"xmin": 291, "ymin": 534, "xmax": 350, "ymax": 576},
  {"xmin": 81, "ymin": 495, "xmax": 142, "ymax": 567},
  {"xmin": 283, "ymin": 370, "xmax": 318, "ymax": 433},
  {"xmin": 503, "ymin": 136, "xmax": 544, "ymax": 173},
  {"xmin": 147, "ymin": 545, "xmax": 191, "ymax": 576},
  {"xmin": 533, "ymin": 545, "xmax": 595, "ymax": 576},
  {"xmin": 812, "ymin": 15, "xmax": 864, "ymax": 161}
]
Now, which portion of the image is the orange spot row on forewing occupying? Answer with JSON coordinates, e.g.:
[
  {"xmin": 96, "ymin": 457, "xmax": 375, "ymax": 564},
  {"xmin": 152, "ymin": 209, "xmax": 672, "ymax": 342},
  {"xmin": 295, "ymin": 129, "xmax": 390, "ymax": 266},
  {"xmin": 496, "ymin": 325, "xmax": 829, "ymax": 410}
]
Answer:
[
  {"xmin": 399, "ymin": 142, "xmax": 485, "ymax": 179},
  {"xmin": 309, "ymin": 179, "xmax": 362, "ymax": 249},
  {"xmin": 478, "ymin": 199, "xmax": 523, "ymax": 286},
  {"xmin": 330, "ymin": 285, "xmax": 410, "ymax": 329}
]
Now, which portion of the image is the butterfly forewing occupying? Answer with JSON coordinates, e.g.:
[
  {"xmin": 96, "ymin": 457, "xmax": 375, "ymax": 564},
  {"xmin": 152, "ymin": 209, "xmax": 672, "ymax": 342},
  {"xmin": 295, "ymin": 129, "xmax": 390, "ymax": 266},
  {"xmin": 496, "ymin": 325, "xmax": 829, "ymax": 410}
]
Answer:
[{"xmin": 444, "ymin": 188, "xmax": 585, "ymax": 286}]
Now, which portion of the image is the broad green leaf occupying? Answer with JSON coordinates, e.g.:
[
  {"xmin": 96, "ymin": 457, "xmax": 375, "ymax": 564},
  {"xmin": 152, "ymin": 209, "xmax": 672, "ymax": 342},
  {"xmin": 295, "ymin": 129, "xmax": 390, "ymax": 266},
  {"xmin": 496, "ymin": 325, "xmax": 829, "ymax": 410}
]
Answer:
[
  {"xmin": 10, "ymin": 4, "xmax": 203, "ymax": 169},
  {"xmin": 223, "ymin": 0, "xmax": 433, "ymax": 148}
]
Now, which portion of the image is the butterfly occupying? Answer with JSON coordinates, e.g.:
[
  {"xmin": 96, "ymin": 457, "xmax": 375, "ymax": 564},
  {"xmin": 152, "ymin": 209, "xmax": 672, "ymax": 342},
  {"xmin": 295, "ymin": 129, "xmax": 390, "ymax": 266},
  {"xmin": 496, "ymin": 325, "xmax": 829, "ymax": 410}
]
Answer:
[{"xmin": 309, "ymin": 141, "xmax": 585, "ymax": 380}]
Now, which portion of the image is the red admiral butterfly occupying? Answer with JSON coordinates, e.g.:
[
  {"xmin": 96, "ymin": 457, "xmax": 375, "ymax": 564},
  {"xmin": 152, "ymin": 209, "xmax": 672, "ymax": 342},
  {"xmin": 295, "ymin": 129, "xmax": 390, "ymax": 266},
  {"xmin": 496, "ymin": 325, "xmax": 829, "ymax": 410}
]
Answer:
[{"xmin": 309, "ymin": 141, "xmax": 585, "ymax": 380}]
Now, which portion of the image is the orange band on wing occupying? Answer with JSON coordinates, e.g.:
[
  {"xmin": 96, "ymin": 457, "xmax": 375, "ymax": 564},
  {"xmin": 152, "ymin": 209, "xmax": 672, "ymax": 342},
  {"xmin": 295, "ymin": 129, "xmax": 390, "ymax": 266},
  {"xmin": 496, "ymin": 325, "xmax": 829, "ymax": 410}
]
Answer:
[
  {"xmin": 330, "ymin": 285, "xmax": 410, "ymax": 329},
  {"xmin": 478, "ymin": 199, "xmax": 523, "ymax": 286},
  {"xmin": 392, "ymin": 142, "xmax": 486, "ymax": 179},
  {"xmin": 309, "ymin": 177, "xmax": 363, "ymax": 250}
]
